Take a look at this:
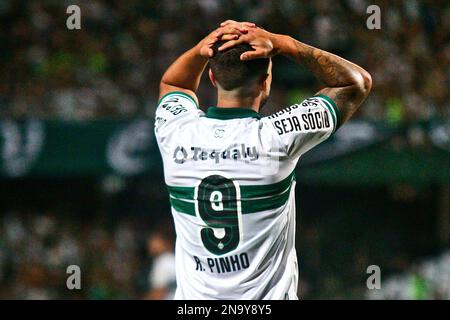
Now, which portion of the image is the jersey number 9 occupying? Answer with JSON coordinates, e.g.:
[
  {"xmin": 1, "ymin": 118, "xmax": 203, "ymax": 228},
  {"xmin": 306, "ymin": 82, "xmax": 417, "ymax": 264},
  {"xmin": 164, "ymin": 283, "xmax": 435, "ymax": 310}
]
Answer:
[{"xmin": 196, "ymin": 175, "xmax": 241, "ymax": 255}]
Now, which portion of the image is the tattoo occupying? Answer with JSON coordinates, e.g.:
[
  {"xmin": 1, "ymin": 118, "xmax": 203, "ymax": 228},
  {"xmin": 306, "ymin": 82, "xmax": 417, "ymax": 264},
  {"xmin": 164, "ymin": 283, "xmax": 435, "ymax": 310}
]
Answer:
[
  {"xmin": 320, "ymin": 86, "xmax": 359, "ymax": 124},
  {"xmin": 291, "ymin": 39, "xmax": 371, "ymax": 124},
  {"xmin": 295, "ymin": 42, "xmax": 356, "ymax": 87}
]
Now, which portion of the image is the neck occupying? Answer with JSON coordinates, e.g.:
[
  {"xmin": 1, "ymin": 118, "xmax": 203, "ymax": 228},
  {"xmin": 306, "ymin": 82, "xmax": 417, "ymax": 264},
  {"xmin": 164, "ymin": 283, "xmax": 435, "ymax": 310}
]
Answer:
[{"xmin": 216, "ymin": 90, "xmax": 261, "ymax": 112}]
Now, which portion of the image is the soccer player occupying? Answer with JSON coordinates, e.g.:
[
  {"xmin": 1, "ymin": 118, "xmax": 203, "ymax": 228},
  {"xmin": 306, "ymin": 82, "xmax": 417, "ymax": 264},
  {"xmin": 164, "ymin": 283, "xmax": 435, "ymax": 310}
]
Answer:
[{"xmin": 155, "ymin": 20, "xmax": 372, "ymax": 299}]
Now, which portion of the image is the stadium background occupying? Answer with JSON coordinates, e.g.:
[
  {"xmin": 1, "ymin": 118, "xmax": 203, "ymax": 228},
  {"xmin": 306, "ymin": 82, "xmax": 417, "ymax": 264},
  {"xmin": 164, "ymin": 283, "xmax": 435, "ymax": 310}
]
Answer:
[{"xmin": 0, "ymin": 0, "xmax": 449, "ymax": 299}]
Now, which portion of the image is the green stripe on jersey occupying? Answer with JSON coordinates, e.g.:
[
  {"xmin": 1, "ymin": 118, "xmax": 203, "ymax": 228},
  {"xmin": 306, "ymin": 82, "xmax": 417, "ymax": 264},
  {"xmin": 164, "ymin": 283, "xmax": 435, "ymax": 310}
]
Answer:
[
  {"xmin": 314, "ymin": 94, "xmax": 341, "ymax": 131},
  {"xmin": 167, "ymin": 171, "xmax": 296, "ymax": 216},
  {"xmin": 239, "ymin": 171, "xmax": 295, "ymax": 199},
  {"xmin": 169, "ymin": 196, "xmax": 195, "ymax": 215}
]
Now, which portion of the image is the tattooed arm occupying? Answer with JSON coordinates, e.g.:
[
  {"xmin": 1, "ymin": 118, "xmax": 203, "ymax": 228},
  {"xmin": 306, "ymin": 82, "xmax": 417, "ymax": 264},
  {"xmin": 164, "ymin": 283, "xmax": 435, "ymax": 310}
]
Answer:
[
  {"xmin": 219, "ymin": 26, "xmax": 372, "ymax": 125},
  {"xmin": 279, "ymin": 37, "xmax": 372, "ymax": 125}
]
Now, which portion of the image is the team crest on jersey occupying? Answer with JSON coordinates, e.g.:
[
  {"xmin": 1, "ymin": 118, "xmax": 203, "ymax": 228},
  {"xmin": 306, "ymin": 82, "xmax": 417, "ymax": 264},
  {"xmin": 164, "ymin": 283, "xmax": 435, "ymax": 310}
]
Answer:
[{"xmin": 173, "ymin": 144, "xmax": 258, "ymax": 164}]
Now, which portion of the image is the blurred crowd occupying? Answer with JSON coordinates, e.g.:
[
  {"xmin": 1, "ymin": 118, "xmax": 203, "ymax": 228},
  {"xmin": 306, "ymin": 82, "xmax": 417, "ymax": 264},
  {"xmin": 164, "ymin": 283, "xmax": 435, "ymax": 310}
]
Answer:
[
  {"xmin": 1, "ymin": 208, "xmax": 447, "ymax": 300},
  {"xmin": 0, "ymin": 0, "xmax": 448, "ymax": 121},
  {"xmin": 0, "ymin": 211, "xmax": 145, "ymax": 299},
  {"xmin": 367, "ymin": 250, "xmax": 450, "ymax": 300}
]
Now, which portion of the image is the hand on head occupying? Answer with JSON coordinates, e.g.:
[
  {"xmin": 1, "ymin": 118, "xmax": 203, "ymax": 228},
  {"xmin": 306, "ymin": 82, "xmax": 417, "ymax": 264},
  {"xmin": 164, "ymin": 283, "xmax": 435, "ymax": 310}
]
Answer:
[
  {"xmin": 198, "ymin": 20, "xmax": 256, "ymax": 58},
  {"xmin": 199, "ymin": 20, "xmax": 278, "ymax": 61},
  {"xmin": 218, "ymin": 22, "xmax": 278, "ymax": 61}
]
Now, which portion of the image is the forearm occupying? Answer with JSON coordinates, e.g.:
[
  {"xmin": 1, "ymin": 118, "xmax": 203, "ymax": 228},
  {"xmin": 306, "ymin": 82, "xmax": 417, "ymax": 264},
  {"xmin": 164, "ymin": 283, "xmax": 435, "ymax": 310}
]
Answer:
[
  {"xmin": 274, "ymin": 35, "xmax": 372, "ymax": 123},
  {"xmin": 160, "ymin": 44, "xmax": 207, "ymax": 94},
  {"xmin": 276, "ymin": 35, "xmax": 369, "ymax": 88}
]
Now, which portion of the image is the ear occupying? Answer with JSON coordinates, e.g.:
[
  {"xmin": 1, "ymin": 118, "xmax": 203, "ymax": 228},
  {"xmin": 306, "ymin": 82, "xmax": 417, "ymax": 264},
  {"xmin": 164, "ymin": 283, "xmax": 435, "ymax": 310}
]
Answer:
[
  {"xmin": 209, "ymin": 68, "xmax": 217, "ymax": 87},
  {"xmin": 260, "ymin": 59, "xmax": 273, "ymax": 92},
  {"xmin": 259, "ymin": 73, "xmax": 270, "ymax": 92}
]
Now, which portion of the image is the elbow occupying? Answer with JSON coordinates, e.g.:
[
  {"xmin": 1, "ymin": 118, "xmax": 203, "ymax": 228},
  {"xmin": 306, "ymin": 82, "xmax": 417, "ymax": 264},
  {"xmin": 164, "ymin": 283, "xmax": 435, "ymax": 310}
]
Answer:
[
  {"xmin": 361, "ymin": 70, "xmax": 372, "ymax": 94},
  {"xmin": 356, "ymin": 70, "xmax": 372, "ymax": 98}
]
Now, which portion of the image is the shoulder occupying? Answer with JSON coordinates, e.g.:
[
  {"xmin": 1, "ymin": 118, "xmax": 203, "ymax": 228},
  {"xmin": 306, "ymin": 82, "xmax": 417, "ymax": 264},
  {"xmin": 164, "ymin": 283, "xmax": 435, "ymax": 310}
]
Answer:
[
  {"xmin": 157, "ymin": 91, "xmax": 199, "ymax": 115},
  {"xmin": 155, "ymin": 91, "xmax": 203, "ymax": 135}
]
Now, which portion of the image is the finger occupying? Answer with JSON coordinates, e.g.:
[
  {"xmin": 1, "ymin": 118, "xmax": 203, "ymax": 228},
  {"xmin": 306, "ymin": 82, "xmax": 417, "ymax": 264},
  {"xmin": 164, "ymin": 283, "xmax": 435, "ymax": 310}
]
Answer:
[
  {"xmin": 221, "ymin": 20, "xmax": 256, "ymax": 28},
  {"xmin": 220, "ymin": 20, "xmax": 238, "ymax": 26},
  {"xmin": 241, "ymin": 22, "xmax": 256, "ymax": 28},
  {"xmin": 215, "ymin": 26, "xmax": 238, "ymax": 37},
  {"xmin": 205, "ymin": 37, "xmax": 220, "ymax": 48},
  {"xmin": 219, "ymin": 22, "xmax": 254, "ymax": 34},
  {"xmin": 220, "ymin": 34, "xmax": 240, "ymax": 41},
  {"xmin": 218, "ymin": 37, "xmax": 247, "ymax": 51},
  {"xmin": 240, "ymin": 49, "xmax": 266, "ymax": 60},
  {"xmin": 215, "ymin": 26, "xmax": 244, "ymax": 38},
  {"xmin": 200, "ymin": 42, "xmax": 217, "ymax": 58},
  {"xmin": 199, "ymin": 36, "xmax": 221, "ymax": 57}
]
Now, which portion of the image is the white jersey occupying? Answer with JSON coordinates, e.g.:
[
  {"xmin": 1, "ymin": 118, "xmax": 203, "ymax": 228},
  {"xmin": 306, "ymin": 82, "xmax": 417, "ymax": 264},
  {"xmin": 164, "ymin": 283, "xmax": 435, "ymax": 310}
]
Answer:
[{"xmin": 154, "ymin": 91, "xmax": 340, "ymax": 300}]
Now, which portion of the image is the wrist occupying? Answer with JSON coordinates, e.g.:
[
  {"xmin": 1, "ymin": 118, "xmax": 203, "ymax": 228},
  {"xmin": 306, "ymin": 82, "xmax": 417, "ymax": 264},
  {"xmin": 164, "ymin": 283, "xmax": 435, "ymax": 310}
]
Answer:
[
  {"xmin": 269, "ymin": 33, "xmax": 284, "ymax": 56},
  {"xmin": 277, "ymin": 35, "xmax": 297, "ymax": 56}
]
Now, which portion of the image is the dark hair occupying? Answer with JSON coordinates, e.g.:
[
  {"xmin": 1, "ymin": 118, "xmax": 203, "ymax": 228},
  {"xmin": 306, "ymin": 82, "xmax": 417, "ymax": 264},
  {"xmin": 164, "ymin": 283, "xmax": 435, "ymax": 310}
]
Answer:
[{"xmin": 209, "ymin": 40, "xmax": 270, "ymax": 91}]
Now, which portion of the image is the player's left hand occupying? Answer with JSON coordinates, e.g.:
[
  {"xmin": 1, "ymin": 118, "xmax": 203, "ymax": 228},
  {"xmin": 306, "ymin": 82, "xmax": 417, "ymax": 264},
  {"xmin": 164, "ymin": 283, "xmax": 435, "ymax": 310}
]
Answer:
[{"xmin": 198, "ymin": 21, "xmax": 256, "ymax": 58}]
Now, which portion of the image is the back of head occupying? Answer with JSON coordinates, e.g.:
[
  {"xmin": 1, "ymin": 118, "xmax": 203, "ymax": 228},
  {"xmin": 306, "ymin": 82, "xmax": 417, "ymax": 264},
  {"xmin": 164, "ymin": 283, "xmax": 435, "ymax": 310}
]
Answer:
[{"xmin": 209, "ymin": 40, "xmax": 270, "ymax": 91}]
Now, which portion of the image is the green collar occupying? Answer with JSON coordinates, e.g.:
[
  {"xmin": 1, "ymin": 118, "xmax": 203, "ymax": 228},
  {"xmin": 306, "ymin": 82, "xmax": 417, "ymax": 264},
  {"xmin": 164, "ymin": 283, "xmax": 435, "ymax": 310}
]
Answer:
[{"xmin": 206, "ymin": 107, "xmax": 261, "ymax": 120}]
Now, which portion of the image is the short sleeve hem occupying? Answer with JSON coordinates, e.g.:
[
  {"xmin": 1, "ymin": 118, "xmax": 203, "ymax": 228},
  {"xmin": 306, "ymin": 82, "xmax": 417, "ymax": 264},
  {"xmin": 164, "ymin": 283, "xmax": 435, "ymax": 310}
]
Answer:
[
  {"xmin": 314, "ymin": 94, "xmax": 341, "ymax": 133},
  {"xmin": 158, "ymin": 91, "xmax": 199, "ymax": 109}
]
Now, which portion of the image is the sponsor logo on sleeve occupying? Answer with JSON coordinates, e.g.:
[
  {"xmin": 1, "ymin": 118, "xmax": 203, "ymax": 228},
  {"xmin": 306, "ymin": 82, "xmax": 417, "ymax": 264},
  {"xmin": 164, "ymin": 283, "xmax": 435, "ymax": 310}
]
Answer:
[
  {"xmin": 268, "ymin": 99, "xmax": 331, "ymax": 135},
  {"xmin": 272, "ymin": 110, "xmax": 330, "ymax": 135},
  {"xmin": 160, "ymin": 97, "xmax": 188, "ymax": 116}
]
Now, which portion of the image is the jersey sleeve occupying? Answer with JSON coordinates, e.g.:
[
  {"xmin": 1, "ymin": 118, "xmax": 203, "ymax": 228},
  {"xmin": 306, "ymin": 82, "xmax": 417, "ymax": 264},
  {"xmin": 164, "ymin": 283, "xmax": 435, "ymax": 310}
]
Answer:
[
  {"xmin": 154, "ymin": 91, "xmax": 200, "ymax": 136},
  {"xmin": 264, "ymin": 94, "xmax": 341, "ymax": 159}
]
